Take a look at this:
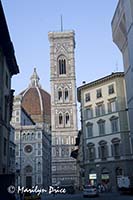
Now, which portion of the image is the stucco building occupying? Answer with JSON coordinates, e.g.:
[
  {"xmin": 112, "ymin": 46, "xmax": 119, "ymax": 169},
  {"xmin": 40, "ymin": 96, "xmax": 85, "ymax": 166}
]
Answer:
[
  {"xmin": 0, "ymin": 1, "xmax": 19, "ymax": 174},
  {"xmin": 77, "ymin": 72, "xmax": 133, "ymax": 191},
  {"xmin": 112, "ymin": 0, "xmax": 133, "ymax": 151},
  {"xmin": 48, "ymin": 31, "xmax": 78, "ymax": 187},
  {"xmin": 11, "ymin": 69, "xmax": 51, "ymax": 188}
]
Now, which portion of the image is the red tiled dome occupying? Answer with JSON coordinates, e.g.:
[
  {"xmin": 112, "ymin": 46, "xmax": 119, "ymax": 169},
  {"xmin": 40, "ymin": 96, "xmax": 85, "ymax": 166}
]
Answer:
[{"xmin": 20, "ymin": 68, "xmax": 51, "ymax": 123}]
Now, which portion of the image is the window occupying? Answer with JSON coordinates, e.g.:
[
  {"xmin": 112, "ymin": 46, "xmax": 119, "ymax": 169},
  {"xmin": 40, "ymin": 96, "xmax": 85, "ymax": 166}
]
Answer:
[
  {"xmin": 110, "ymin": 116, "xmax": 118, "ymax": 133},
  {"xmin": 24, "ymin": 145, "xmax": 33, "ymax": 153},
  {"xmin": 111, "ymin": 138, "xmax": 120, "ymax": 158},
  {"xmin": 114, "ymin": 143, "xmax": 120, "ymax": 157},
  {"xmin": 108, "ymin": 100, "xmax": 116, "ymax": 113},
  {"xmin": 65, "ymin": 113, "xmax": 70, "ymax": 125},
  {"xmin": 86, "ymin": 122, "xmax": 93, "ymax": 138},
  {"xmin": 95, "ymin": 104, "xmax": 105, "ymax": 116},
  {"xmin": 65, "ymin": 89, "xmax": 69, "ymax": 101},
  {"xmin": 38, "ymin": 143, "xmax": 41, "ymax": 148},
  {"xmin": 59, "ymin": 113, "xmax": 63, "ymax": 125},
  {"xmin": 85, "ymin": 93, "xmax": 90, "ymax": 102},
  {"xmin": 56, "ymin": 147, "xmax": 59, "ymax": 157},
  {"xmin": 22, "ymin": 133, "xmax": 26, "ymax": 140},
  {"xmin": 38, "ymin": 132, "xmax": 41, "ymax": 138},
  {"xmin": 16, "ymin": 110, "xmax": 19, "ymax": 115},
  {"xmin": 31, "ymin": 133, "xmax": 34, "ymax": 140},
  {"xmin": 108, "ymin": 84, "xmax": 114, "ymax": 94},
  {"xmin": 97, "ymin": 119, "xmax": 105, "ymax": 135},
  {"xmin": 59, "ymin": 58, "xmax": 66, "ymax": 74},
  {"xmin": 38, "ymin": 162, "xmax": 41, "ymax": 171},
  {"xmin": 99, "ymin": 141, "xmax": 108, "ymax": 160},
  {"xmin": 96, "ymin": 89, "xmax": 102, "ymax": 98},
  {"xmin": 85, "ymin": 107, "xmax": 93, "ymax": 119},
  {"xmin": 87, "ymin": 143, "xmax": 95, "ymax": 161},
  {"xmin": 58, "ymin": 89, "xmax": 62, "ymax": 101}
]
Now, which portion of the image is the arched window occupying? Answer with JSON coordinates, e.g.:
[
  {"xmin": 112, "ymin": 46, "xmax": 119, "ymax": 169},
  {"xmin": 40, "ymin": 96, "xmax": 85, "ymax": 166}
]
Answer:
[
  {"xmin": 23, "ymin": 133, "xmax": 26, "ymax": 140},
  {"xmin": 58, "ymin": 88, "xmax": 62, "ymax": 101},
  {"xmin": 59, "ymin": 58, "xmax": 66, "ymax": 75},
  {"xmin": 38, "ymin": 162, "xmax": 41, "ymax": 171},
  {"xmin": 65, "ymin": 113, "xmax": 70, "ymax": 125},
  {"xmin": 65, "ymin": 88, "xmax": 69, "ymax": 101},
  {"xmin": 59, "ymin": 113, "xmax": 63, "ymax": 125}
]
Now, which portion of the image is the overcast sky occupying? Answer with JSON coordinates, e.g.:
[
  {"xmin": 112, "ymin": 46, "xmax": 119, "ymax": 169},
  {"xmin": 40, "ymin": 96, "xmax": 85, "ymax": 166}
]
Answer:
[{"xmin": 2, "ymin": 0, "xmax": 122, "ymax": 96}]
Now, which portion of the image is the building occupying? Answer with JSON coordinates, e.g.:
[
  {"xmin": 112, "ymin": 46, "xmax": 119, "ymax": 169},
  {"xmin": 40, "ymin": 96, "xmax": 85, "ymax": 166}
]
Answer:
[
  {"xmin": 11, "ymin": 68, "xmax": 51, "ymax": 188},
  {"xmin": 112, "ymin": 0, "xmax": 133, "ymax": 151},
  {"xmin": 9, "ymin": 125, "xmax": 16, "ymax": 174},
  {"xmin": 48, "ymin": 31, "xmax": 78, "ymax": 187},
  {"xmin": 77, "ymin": 72, "xmax": 133, "ymax": 191},
  {"xmin": 0, "ymin": 1, "xmax": 19, "ymax": 174}
]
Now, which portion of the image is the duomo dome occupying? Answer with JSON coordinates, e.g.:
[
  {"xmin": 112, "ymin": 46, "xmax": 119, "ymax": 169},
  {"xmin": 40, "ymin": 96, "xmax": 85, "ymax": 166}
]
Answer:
[{"xmin": 20, "ymin": 68, "xmax": 51, "ymax": 124}]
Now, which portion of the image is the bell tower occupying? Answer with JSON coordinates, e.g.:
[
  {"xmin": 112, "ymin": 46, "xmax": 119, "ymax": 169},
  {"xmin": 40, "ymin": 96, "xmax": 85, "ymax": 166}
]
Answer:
[{"xmin": 48, "ymin": 31, "xmax": 78, "ymax": 186}]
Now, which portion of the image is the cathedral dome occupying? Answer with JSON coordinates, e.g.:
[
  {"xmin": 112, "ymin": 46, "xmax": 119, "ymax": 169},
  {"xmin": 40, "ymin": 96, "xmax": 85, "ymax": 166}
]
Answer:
[{"xmin": 20, "ymin": 68, "xmax": 51, "ymax": 124}]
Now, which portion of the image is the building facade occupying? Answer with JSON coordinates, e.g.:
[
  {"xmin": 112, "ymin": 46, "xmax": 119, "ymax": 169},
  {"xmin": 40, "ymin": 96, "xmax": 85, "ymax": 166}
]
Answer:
[
  {"xmin": 0, "ymin": 1, "xmax": 19, "ymax": 174},
  {"xmin": 77, "ymin": 72, "xmax": 133, "ymax": 191},
  {"xmin": 48, "ymin": 31, "xmax": 78, "ymax": 187},
  {"xmin": 112, "ymin": 0, "xmax": 133, "ymax": 151},
  {"xmin": 11, "ymin": 69, "xmax": 51, "ymax": 188},
  {"xmin": 9, "ymin": 125, "xmax": 16, "ymax": 174}
]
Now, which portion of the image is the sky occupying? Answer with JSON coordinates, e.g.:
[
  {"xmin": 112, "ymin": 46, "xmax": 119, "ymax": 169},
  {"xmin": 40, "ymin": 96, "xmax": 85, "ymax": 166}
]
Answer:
[{"xmin": 2, "ymin": 0, "xmax": 123, "ymax": 96}]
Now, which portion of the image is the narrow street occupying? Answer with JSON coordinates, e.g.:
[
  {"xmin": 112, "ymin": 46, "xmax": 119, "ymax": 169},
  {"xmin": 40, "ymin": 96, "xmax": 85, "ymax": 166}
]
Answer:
[{"xmin": 41, "ymin": 192, "xmax": 133, "ymax": 200}]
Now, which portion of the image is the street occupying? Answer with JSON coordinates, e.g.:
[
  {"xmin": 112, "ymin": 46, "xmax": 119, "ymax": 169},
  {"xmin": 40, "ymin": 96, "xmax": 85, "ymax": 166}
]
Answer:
[{"xmin": 41, "ymin": 192, "xmax": 133, "ymax": 200}]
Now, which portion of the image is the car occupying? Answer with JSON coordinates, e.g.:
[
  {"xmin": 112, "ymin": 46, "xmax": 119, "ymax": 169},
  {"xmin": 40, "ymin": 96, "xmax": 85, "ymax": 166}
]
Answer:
[{"xmin": 83, "ymin": 185, "xmax": 99, "ymax": 197}]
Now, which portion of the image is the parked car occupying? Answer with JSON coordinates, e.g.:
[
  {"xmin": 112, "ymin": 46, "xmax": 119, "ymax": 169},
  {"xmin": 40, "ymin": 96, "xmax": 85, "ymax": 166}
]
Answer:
[{"xmin": 83, "ymin": 185, "xmax": 99, "ymax": 197}]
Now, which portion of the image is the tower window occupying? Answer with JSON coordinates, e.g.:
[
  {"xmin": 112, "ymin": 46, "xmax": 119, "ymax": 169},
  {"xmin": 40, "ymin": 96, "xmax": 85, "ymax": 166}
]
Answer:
[
  {"xmin": 65, "ymin": 113, "xmax": 70, "ymax": 125},
  {"xmin": 58, "ymin": 89, "xmax": 62, "ymax": 101},
  {"xmin": 59, "ymin": 59, "xmax": 66, "ymax": 74},
  {"xmin": 59, "ymin": 113, "xmax": 63, "ymax": 125},
  {"xmin": 65, "ymin": 89, "xmax": 69, "ymax": 101}
]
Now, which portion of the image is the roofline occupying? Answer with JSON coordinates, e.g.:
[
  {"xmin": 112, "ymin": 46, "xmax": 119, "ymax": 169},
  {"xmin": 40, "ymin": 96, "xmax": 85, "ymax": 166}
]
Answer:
[
  {"xmin": 0, "ymin": 1, "xmax": 19, "ymax": 75},
  {"xmin": 77, "ymin": 72, "xmax": 124, "ymax": 102}
]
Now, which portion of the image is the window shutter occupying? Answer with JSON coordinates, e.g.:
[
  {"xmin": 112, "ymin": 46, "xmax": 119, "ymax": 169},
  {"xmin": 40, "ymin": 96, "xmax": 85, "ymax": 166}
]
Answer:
[
  {"xmin": 111, "ymin": 144, "xmax": 114, "ymax": 157},
  {"xmin": 93, "ymin": 147, "xmax": 96, "ymax": 159},
  {"xmin": 98, "ymin": 146, "xmax": 101, "ymax": 159}
]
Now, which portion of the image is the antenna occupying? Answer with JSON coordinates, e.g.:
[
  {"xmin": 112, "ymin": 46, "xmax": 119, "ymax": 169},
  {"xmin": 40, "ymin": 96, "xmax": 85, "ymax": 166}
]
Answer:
[{"xmin": 60, "ymin": 15, "xmax": 63, "ymax": 32}]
